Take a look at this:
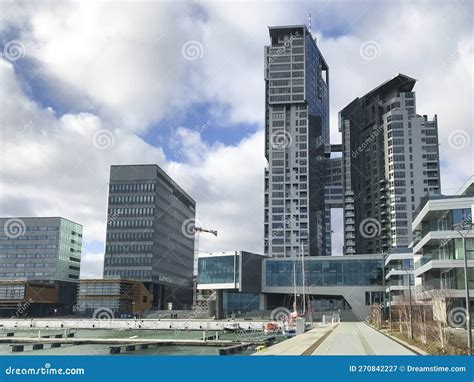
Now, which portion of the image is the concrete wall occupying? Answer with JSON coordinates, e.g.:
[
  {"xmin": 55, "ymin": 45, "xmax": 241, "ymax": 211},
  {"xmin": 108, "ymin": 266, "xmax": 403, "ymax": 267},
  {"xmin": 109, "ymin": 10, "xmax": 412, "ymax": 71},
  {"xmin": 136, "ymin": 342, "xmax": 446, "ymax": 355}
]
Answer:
[{"xmin": 0, "ymin": 319, "xmax": 266, "ymax": 331}]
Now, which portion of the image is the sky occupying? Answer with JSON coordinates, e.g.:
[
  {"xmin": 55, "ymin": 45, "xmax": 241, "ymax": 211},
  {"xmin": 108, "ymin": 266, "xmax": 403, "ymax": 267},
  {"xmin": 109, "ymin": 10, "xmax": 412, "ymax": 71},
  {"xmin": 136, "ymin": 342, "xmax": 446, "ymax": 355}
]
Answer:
[{"xmin": 0, "ymin": 0, "xmax": 472, "ymax": 278}]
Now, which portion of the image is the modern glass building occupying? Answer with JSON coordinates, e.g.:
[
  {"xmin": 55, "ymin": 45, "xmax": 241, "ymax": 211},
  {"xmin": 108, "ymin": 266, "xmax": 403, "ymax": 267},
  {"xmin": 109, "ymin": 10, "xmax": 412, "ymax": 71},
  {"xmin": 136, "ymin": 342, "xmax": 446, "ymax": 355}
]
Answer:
[
  {"xmin": 196, "ymin": 251, "xmax": 386, "ymax": 320},
  {"xmin": 103, "ymin": 164, "xmax": 196, "ymax": 309},
  {"xmin": 0, "ymin": 217, "xmax": 82, "ymax": 282},
  {"xmin": 412, "ymin": 176, "xmax": 474, "ymax": 316},
  {"xmin": 264, "ymin": 25, "xmax": 331, "ymax": 258},
  {"xmin": 262, "ymin": 254, "xmax": 386, "ymax": 320},
  {"xmin": 339, "ymin": 74, "xmax": 441, "ymax": 255},
  {"xmin": 196, "ymin": 251, "xmax": 265, "ymax": 317}
]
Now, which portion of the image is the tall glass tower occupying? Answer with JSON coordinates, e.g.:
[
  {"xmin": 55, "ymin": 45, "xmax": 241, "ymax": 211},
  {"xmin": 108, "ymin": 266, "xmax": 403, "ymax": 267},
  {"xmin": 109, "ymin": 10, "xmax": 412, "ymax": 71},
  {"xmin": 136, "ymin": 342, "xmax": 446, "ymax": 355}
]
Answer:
[{"xmin": 264, "ymin": 25, "xmax": 330, "ymax": 258}]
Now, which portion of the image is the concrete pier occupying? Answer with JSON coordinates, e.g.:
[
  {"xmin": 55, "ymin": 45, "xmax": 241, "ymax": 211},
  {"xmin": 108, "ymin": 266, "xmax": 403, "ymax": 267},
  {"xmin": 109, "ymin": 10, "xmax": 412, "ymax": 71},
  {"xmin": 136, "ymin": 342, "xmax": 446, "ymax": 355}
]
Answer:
[
  {"xmin": 253, "ymin": 324, "xmax": 338, "ymax": 356},
  {"xmin": 0, "ymin": 318, "xmax": 265, "ymax": 332}
]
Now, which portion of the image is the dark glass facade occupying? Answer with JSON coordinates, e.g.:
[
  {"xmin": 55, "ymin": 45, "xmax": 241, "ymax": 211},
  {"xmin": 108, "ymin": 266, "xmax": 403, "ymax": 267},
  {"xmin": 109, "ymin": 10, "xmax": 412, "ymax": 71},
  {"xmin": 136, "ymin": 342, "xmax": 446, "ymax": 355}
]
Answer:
[
  {"xmin": 223, "ymin": 291, "xmax": 260, "ymax": 313},
  {"xmin": 265, "ymin": 258, "xmax": 384, "ymax": 287},
  {"xmin": 103, "ymin": 165, "xmax": 196, "ymax": 309},
  {"xmin": 197, "ymin": 255, "xmax": 239, "ymax": 284}
]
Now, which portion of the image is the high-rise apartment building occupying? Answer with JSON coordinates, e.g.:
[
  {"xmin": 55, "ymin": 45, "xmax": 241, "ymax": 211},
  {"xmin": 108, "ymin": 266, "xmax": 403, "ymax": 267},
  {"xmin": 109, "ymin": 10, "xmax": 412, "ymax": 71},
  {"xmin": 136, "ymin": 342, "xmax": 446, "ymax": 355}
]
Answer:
[
  {"xmin": 103, "ymin": 165, "xmax": 196, "ymax": 309},
  {"xmin": 339, "ymin": 74, "xmax": 441, "ymax": 255},
  {"xmin": 264, "ymin": 25, "xmax": 330, "ymax": 258}
]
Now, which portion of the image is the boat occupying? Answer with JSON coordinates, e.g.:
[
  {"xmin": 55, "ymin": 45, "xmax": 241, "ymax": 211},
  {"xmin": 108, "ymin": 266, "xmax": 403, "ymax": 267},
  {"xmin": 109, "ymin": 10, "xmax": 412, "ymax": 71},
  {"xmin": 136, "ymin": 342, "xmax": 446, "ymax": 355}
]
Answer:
[
  {"xmin": 223, "ymin": 322, "xmax": 242, "ymax": 332},
  {"xmin": 263, "ymin": 322, "xmax": 280, "ymax": 334}
]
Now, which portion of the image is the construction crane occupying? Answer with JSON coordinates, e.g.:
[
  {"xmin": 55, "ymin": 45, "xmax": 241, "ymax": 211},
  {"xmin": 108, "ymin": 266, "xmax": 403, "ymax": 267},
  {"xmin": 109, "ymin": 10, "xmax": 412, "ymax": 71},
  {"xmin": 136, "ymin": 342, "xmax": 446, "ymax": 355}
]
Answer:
[{"xmin": 192, "ymin": 226, "xmax": 217, "ymax": 306}]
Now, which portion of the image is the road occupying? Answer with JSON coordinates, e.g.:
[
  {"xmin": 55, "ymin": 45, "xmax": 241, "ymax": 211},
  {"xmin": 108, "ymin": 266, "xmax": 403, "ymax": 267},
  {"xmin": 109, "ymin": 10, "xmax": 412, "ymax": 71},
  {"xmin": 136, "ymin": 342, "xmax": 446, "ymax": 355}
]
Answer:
[{"xmin": 312, "ymin": 322, "xmax": 415, "ymax": 355}]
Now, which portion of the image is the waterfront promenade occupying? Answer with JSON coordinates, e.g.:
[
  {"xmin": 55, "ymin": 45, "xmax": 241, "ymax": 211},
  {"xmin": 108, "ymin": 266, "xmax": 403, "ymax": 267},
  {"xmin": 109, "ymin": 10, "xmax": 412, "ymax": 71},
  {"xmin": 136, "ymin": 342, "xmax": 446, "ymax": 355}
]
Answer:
[{"xmin": 257, "ymin": 322, "xmax": 416, "ymax": 356}]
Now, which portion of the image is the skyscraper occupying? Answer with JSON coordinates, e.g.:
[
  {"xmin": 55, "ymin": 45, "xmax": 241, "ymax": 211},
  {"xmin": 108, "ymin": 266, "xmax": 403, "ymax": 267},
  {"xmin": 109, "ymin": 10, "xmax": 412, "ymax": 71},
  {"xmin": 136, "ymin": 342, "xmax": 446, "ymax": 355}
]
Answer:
[
  {"xmin": 103, "ymin": 164, "xmax": 196, "ymax": 309},
  {"xmin": 339, "ymin": 74, "xmax": 441, "ymax": 254},
  {"xmin": 264, "ymin": 25, "xmax": 330, "ymax": 258}
]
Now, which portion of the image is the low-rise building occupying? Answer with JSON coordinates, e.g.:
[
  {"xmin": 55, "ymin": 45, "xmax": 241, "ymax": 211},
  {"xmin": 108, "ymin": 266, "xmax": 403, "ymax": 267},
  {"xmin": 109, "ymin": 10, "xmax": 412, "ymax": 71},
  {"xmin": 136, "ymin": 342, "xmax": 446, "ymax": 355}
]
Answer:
[
  {"xmin": 411, "ymin": 176, "xmax": 474, "ymax": 320},
  {"xmin": 196, "ymin": 251, "xmax": 265, "ymax": 318},
  {"xmin": 0, "ymin": 217, "xmax": 83, "ymax": 316},
  {"xmin": 77, "ymin": 279, "xmax": 153, "ymax": 317},
  {"xmin": 196, "ymin": 251, "xmax": 386, "ymax": 321}
]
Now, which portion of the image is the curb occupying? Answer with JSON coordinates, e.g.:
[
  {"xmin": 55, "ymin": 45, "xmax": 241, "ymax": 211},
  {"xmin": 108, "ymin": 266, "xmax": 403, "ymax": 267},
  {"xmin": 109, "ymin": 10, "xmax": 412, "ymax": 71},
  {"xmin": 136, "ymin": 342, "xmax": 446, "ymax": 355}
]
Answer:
[{"xmin": 363, "ymin": 322, "xmax": 428, "ymax": 355}]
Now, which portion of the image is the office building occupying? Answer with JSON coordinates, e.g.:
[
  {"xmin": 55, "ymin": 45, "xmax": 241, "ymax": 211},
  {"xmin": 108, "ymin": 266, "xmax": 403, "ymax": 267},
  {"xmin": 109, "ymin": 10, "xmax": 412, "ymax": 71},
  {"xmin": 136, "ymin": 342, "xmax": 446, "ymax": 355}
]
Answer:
[
  {"xmin": 196, "ymin": 251, "xmax": 265, "ymax": 318},
  {"xmin": 0, "ymin": 216, "xmax": 83, "ymax": 316},
  {"xmin": 264, "ymin": 25, "xmax": 331, "ymax": 258},
  {"xmin": 412, "ymin": 176, "xmax": 473, "ymax": 319},
  {"xmin": 196, "ymin": 251, "xmax": 385, "ymax": 321},
  {"xmin": 339, "ymin": 74, "xmax": 441, "ymax": 255},
  {"xmin": 103, "ymin": 164, "xmax": 196, "ymax": 309}
]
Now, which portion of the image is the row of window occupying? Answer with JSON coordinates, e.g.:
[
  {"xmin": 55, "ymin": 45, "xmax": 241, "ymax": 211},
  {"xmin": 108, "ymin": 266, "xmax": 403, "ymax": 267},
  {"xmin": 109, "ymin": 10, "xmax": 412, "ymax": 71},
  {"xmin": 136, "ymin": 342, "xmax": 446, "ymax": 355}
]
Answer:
[
  {"xmin": 0, "ymin": 235, "xmax": 57, "ymax": 241},
  {"xmin": 104, "ymin": 270, "xmax": 152, "ymax": 278},
  {"xmin": 110, "ymin": 183, "xmax": 156, "ymax": 192},
  {"xmin": 106, "ymin": 244, "xmax": 153, "ymax": 253},
  {"xmin": 107, "ymin": 220, "xmax": 154, "ymax": 228},
  {"xmin": 0, "ymin": 244, "xmax": 57, "ymax": 250},
  {"xmin": 109, "ymin": 195, "xmax": 155, "ymax": 204},
  {"xmin": 0, "ymin": 253, "xmax": 56, "ymax": 259},
  {"xmin": 107, "ymin": 232, "xmax": 153, "ymax": 241},
  {"xmin": 108, "ymin": 208, "xmax": 155, "ymax": 217}
]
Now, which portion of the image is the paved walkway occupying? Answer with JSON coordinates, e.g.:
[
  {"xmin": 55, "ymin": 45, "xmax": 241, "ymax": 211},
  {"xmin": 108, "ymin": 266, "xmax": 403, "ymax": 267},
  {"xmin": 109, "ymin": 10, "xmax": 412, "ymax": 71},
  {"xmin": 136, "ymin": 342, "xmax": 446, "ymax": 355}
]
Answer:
[
  {"xmin": 312, "ymin": 322, "xmax": 415, "ymax": 355},
  {"xmin": 253, "ymin": 324, "xmax": 337, "ymax": 355}
]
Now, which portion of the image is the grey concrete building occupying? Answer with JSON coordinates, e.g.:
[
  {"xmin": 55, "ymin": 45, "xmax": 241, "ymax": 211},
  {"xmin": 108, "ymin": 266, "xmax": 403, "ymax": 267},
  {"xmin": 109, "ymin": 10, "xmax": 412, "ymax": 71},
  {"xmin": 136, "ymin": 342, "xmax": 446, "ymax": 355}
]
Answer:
[
  {"xmin": 264, "ymin": 25, "xmax": 330, "ymax": 258},
  {"xmin": 339, "ymin": 74, "xmax": 441, "ymax": 255},
  {"xmin": 103, "ymin": 164, "xmax": 196, "ymax": 309}
]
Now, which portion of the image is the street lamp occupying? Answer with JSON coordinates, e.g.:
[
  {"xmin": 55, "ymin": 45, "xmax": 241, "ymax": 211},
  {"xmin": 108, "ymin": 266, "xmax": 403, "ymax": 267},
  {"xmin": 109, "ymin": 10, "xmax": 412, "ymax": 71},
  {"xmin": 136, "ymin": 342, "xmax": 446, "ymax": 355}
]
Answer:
[{"xmin": 454, "ymin": 222, "xmax": 473, "ymax": 355}]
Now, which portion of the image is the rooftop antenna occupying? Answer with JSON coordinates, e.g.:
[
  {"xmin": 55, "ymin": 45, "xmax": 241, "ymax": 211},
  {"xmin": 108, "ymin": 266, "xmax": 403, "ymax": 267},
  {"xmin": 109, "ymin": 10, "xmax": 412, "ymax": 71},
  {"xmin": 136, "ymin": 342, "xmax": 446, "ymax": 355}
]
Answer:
[{"xmin": 308, "ymin": 12, "xmax": 312, "ymax": 34}]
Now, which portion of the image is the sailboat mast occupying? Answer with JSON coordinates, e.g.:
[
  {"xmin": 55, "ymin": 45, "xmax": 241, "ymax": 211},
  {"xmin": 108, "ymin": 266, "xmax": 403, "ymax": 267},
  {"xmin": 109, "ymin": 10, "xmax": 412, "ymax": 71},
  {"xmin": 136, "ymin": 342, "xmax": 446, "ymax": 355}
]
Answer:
[
  {"xmin": 293, "ymin": 259, "xmax": 297, "ymax": 313},
  {"xmin": 301, "ymin": 242, "xmax": 306, "ymax": 315}
]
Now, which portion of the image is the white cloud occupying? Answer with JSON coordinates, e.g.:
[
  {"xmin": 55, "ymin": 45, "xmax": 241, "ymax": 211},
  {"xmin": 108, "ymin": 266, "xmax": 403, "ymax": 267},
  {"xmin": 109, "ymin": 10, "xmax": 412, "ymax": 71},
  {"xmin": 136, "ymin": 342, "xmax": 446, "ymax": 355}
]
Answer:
[
  {"xmin": 1, "ymin": 0, "xmax": 472, "ymax": 279},
  {"xmin": 80, "ymin": 252, "xmax": 104, "ymax": 279}
]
